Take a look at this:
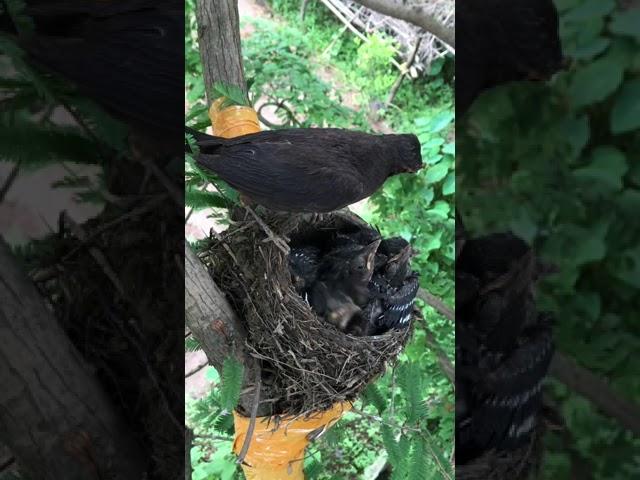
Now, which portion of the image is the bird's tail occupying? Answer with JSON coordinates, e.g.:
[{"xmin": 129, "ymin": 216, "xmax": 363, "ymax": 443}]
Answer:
[{"xmin": 184, "ymin": 126, "xmax": 227, "ymax": 152}]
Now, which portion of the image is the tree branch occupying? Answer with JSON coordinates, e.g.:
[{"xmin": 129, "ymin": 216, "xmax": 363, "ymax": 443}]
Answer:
[
  {"xmin": 184, "ymin": 245, "xmax": 265, "ymax": 413},
  {"xmin": 352, "ymin": 0, "xmax": 455, "ymax": 48},
  {"xmin": 418, "ymin": 287, "xmax": 454, "ymax": 321},
  {"xmin": 550, "ymin": 351, "xmax": 640, "ymax": 436},
  {"xmin": 0, "ymin": 238, "xmax": 144, "ymax": 480}
]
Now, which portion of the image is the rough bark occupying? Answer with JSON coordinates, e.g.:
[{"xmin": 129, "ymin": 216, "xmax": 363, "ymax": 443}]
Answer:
[
  {"xmin": 184, "ymin": 246, "xmax": 262, "ymax": 413},
  {"xmin": 352, "ymin": 0, "xmax": 455, "ymax": 48},
  {"xmin": 196, "ymin": 0, "xmax": 247, "ymax": 102},
  {"xmin": 0, "ymin": 238, "xmax": 144, "ymax": 480}
]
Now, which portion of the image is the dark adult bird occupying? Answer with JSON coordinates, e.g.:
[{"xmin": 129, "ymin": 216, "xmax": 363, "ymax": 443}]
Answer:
[
  {"xmin": 0, "ymin": 0, "xmax": 183, "ymax": 142},
  {"xmin": 186, "ymin": 127, "xmax": 423, "ymax": 213},
  {"xmin": 456, "ymin": 0, "xmax": 566, "ymax": 116}
]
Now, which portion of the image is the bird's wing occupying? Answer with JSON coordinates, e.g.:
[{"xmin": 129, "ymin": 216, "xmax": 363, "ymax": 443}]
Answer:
[
  {"xmin": 198, "ymin": 142, "xmax": 365, "ymax": 212},
  {"xmin": 380, "ymin": 274, "xmax": 419, "ymax": 329}
]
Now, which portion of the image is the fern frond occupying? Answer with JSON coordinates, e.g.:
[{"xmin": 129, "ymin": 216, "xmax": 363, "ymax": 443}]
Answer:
[
  {"xmin": 213, "ymin": 410, "xmax": 235, "ymax": 435},
  {"xmin": 186, "ymin": 187, "xmax": 228, "ymax": 210},
  {"xmin": 185, "ymin": 336, "xmax": 201, "ymax": 353},
  {"xmin": 220, "ymin": 357, "xmax": 244, "ymax": 411},
  {"xmin": 362, "ymin": 383, "xmax": 388, "ymax": 414},
  {"xmin": 397, "ymin": 362, "xmax": 425, "ymax": 423},
  {"xmin": 381, "ymin": 424, "xmax": 401, "ymax": 468},
  {"xmin": 407, "ymin": 436, "xmax": 429, "ymax": 480},
  {"xmin": 0, "ymin": 119, "xmax": 98, "ymax": 167},
  {"xmin": 304, "ymin": 459, "xmax": 323, "ymax": 479}
]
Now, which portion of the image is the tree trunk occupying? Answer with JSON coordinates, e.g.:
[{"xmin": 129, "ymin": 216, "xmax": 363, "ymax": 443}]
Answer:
[
  {"xmin": 196, "ymin": 0, "xmax": 247, "ymax": 102},
  {"xmin": 186, "ymin": 0, "xmax": 268, "ymax": 415},
  {"xmin": 185, "ymin": 246, "xmax": 264, "ymax": 414},
  {"xmin": 0, "ymin": 238, "xmax": 144, "ymax": 480}
]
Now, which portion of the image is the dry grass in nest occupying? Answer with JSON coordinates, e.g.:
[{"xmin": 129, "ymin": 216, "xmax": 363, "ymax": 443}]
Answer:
[
  {"xmin": 456, "ymin": 423, "xmax": 544, "ymax": 480},
  {"xmin": 200, "ymin": 207, "xmax": 415, "ymax": 416}
]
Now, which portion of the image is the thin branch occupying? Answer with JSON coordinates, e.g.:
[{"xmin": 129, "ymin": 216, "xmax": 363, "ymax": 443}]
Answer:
[
  {"xmin": 417, "ymin": 288, "xmax": 454, "ymax": 321},
  {"xmin": 185, "ymin": 359, "xmax": 209, "ymax": 378},
  {"xmin": 386, "ymin": 36, "xmax": 423, "ymax": 107},
  {"xmin": 236, "ymin": 368, "xmax": 262, "ymax": 465},
  {"xmin": 420, "ymin": 318, "xmax": 454, "ymax": 384},
  {"xmin": 550, "ymin": 351, "xmax": 640, "ymax": 436}
]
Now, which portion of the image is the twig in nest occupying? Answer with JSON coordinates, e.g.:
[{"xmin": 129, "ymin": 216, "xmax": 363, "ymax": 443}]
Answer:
[
  {"xmin": 236, "ymin": 368, "xmax": 262, "ymax": 465},
  {"xmin": 62, "ymin": 212, "xmax": 126, "ymax": 297},
  {"xmin": 244, "ymin": 206, "xmax": 290, "ymax": 254},
  {"xmin": 134, "ymin": 154, "xmax": 183, "ymax": 206}
]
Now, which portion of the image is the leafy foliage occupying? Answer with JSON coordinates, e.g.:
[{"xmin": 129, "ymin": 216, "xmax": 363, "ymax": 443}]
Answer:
[{"xmin": 458, "ymin": 0, "xmax": 640, "ymax": 477}]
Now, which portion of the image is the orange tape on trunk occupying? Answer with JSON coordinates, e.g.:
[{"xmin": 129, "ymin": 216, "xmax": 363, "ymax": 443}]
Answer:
[
  {"xmin": 209, "ymin": 97, "xmax": 260, "ymax": 137},
  {"xmin": 232, "ymin": 402, "xmax": 352, "ymax": 479}
]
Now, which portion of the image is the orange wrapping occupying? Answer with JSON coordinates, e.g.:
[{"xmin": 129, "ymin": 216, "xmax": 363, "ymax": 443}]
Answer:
[
  {"xmin": 209, "ymin": 97, "xmax": 351, "ymax": 479},
  {"xmin": 232, "ymin": 402, "xmax": 352, "ymax": 480},
  {"xmin": 209, "ymin": 97, "xmax": 260, "ymax": 138}
]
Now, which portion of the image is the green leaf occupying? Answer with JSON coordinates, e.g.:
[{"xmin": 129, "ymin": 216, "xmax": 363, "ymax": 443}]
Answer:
[
  {"xmin": 562, "ymin": 114, "xmax": 590, "ymax": 157},
  {"xmin": 442, "ymin": 172, "xmax": 455, "ymax": 196},
  {"xmin": 570, "ymin": 37, "xmax": 610, "ymax": 60},
  {"xmin": 442, "ymin": 142, "xmax": 455, "ymax": 155},
  {"xmin": 610, "ymin": 79, "xmax": 640, "ymax": 134},
  {"xmin": 4, "ymin": 0, "xmax": 34, "ymax": 35},
  {"xmin": 564, "ymin": 0, "xmax": 615, "ymax": 22},
  {"xmin": 219, "ymin": 357, "xmax": 244, "ymax": 411},
  {"xmin": 424, "ymin": 162, "xmax": 449, "ymax": 184},
  {"xmin": 573, "ymin": 146, "xmax": 627, "ymax": 190},
  {"xmin": 213, "ymin": 81, "xmax": 251, "ymax": 108},
  {"xmin": 569, "ymin": 55, "xmax": 624, "ymax": 108},
  {"xmin": 609, "ymin": 9, "xmax": 640, "ymax": 41}
]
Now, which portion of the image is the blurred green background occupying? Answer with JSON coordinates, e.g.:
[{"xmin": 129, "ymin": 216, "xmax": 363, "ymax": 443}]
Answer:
[{"xmin": 458, "ymin": 0, "xmax": 640, "ymax": 478}]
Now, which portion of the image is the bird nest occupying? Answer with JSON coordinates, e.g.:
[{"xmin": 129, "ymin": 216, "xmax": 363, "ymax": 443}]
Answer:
[
  {"xmin": 200, "ymin": 208, "xmax": 414, "ymax": 416},
  {"xmin": 456, "ymin": 422, "xmax": 545, "ymax": 480}
]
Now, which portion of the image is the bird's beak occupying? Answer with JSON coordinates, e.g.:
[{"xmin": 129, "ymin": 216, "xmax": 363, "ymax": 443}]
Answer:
[
  {"xmin": 364, "ymin": 239, "xmax": 382, "ymax": 278},
  {"xmin": 389, "ymin": 244, "xmax": 413, "ymax": 265}
]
